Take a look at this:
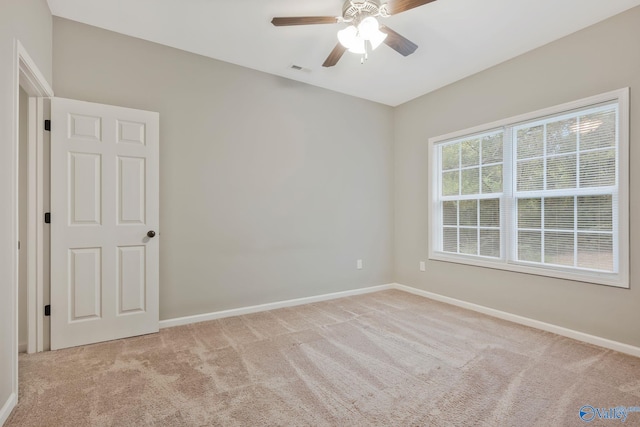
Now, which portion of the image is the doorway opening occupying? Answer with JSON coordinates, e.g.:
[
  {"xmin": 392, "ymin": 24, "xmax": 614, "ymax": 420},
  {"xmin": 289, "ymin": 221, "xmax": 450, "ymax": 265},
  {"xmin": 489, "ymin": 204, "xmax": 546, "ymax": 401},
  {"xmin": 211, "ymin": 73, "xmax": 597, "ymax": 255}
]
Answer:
[
  {"xmin": 15, "ymin": 41, "xmax": 54, "ymax": 358},
  {"xmin": 17, "ymin": 86, "xmax": 52, "ymax": 354}
]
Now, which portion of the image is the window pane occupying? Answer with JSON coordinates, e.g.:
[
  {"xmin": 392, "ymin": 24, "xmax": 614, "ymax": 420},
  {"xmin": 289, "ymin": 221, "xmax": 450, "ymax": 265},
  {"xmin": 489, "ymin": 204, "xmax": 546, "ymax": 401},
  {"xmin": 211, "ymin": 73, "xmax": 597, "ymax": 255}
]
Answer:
[
  {"xmin": 518, "ymin": 198, "xmax": 541, "ymax": 229},
  {"xmin": 544, "ymin": 231, "xmax": 574, "ymax": 266},
  {"xmin": 443, "ymin": 227, "xmax": 458, "ymax": 253},
  {"xmin": 459, "ymin": 228, "xmax": 478, "ymax": 255},
  {"xmin": 443, "ymin": 201, "xmax": 458, "ymax": 226},
  {"xmin": 480, "ymin": 199, "xmax": 500, "ymax": 227},
  {"xmin": 442, "ymin": 170, "xmax": 459, "ymax": 196},
  {"xmin": 580, "ymin": 149, "xmax": 615, "ymax": 188},
  {"xmin": 546, "ymin": 118, "xmax": 577, "ymax": 155},
  {"xmin": 580, "ymin": 110, "xmax": 616, "ymax": 151},
  {"xmin": 480, "ymin": 229, "xmax": 500, "ymax": 257},
  {"xmin": 442, "ymin": 144, "xmax": 459, "ymax": 170},
  {"xmin": 517, "ymin": 125, "xmax": 544, "ymax": 159},
  {"xmin": 461, "ymin": 168, "xmax": 480, "ymax": 195},
  {"xmin": 546, "ymin": 154, "xmax": 576, "ymax": 190},
  {"xmin": 518, "ymin": 231, "xmax": 541, "ymax": 262},
  {"xmin": 482, "ymin": 133, "xmax": 503, "ymax": 164},
  {"xmin": 544, "ymin": 197, "xmax": 574, "ymax": 230},
  {"xmin": 459, "ymin": 200, "xmax": 478, "ymax": 226},
  {"xmin": 481, "ymin": 164, "xmax": 503, "ymax": 194},
  {"xmin": 578, "ymin": 195, "xmax": 612, "ymax": 231},
  {"xmin": 517, "ymin": 159, "xmax": 544, "ymax": 191},
  {"xmin": 461, "ymin": 139, "xmax": 480, "ymax": 167},
  {"xmin": 577, "ymin": 233, "xmax": 613, "ymax": 271}
]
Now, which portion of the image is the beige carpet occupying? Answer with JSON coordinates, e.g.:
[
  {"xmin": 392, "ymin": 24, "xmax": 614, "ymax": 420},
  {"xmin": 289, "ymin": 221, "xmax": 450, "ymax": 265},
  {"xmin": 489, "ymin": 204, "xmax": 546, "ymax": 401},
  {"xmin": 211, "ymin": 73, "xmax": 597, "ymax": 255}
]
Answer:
[{"xmin": 6, "ymin": 289, "xmax": 640, "ymax": 426}]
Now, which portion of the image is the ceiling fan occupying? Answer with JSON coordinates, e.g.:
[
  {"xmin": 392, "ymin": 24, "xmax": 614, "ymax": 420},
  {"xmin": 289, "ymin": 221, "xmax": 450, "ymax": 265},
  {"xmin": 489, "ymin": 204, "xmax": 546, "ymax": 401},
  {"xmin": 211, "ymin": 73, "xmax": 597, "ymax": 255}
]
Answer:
[{"xmin": 271, "ymin": 0, "xmax": 436, "ymax": 67}]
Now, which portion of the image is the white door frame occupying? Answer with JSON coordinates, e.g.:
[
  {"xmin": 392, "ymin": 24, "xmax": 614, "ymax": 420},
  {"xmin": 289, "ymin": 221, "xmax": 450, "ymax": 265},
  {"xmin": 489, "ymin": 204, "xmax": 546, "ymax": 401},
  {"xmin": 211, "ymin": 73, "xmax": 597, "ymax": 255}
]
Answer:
[
  {"xmin": 3, "ymin": 38, "xmax": 53, "ymax": 426},
  {"xmin": 14, "ymin": 40, "xmax": 53, "ymax": 363}
]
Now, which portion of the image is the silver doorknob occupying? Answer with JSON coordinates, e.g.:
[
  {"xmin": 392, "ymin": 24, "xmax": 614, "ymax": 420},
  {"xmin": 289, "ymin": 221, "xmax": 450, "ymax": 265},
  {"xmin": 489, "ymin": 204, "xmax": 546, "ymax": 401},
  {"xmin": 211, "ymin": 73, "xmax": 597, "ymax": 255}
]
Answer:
[{"xmin": 147, "ymin": 230, "xmax": 156, "ymax": 238}]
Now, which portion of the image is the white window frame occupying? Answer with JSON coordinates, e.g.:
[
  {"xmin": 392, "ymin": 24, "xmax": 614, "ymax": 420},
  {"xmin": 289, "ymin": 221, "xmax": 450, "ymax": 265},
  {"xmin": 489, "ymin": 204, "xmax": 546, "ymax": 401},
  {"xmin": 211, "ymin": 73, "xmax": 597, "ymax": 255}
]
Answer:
[{"xmin": 428, "ymin": 88, "xmax": 629, "ymax": 288}]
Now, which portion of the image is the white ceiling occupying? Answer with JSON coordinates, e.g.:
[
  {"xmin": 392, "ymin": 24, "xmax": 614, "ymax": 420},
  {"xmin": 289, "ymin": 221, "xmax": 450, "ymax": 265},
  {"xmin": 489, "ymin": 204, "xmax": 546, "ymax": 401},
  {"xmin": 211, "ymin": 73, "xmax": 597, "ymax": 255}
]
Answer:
[{"xmin": 47, "ymin": 0, "xmax": 640, "ymax": 106}]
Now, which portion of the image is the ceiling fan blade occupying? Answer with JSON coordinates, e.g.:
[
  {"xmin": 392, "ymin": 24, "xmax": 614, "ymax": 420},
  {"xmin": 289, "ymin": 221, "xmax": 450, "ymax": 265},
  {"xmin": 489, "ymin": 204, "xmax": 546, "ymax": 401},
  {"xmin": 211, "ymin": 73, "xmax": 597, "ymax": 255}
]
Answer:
[
  {"xmin": 271, "ymin": 16, "xmax": 339, "ymax": 26},
  {"xmin": 380, "ymin": 26, "xmax": 418, "ymax": 56},
  {"xmin": 322, "ymin": 43, "xmax": 347, "ymax": 67},
  {"xmin": 386, "ymin": 0, "xmax": 437, "ymax": 15}
]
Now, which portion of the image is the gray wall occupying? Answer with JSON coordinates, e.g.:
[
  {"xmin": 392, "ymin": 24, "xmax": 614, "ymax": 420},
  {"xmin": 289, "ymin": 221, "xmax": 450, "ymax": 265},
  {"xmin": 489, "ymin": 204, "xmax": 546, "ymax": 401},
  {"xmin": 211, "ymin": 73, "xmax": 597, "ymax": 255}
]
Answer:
[
  {"xmin": 394, "ymin": 6, "xmax": 640, "ymax": 347},
  {"xmin": 52, "ymin": 18, "xmax": 394, "ymax": 321},
  {"xmin": 0, "ymin": 0, "xmax": 52, "ymax": 416}
]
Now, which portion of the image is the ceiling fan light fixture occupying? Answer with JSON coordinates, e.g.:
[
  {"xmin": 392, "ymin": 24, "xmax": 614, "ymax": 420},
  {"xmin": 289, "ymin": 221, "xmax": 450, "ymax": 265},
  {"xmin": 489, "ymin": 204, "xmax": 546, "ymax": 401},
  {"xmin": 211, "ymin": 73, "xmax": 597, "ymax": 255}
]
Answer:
[
  {"xmin": 337, "ymin": 16, "xmax": 387, "ymax": 54},
  {"xmin": 337, "ymin": 25, "xmax": 366, "ymax": 54}
]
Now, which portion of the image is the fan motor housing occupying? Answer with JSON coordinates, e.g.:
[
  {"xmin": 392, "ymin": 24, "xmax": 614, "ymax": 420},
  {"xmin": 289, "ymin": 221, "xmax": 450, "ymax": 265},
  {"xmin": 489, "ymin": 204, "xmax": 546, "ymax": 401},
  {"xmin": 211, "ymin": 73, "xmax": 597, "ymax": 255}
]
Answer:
[{"xmin": 342, "ymin": 0, "xmax": 385, "ymax": 22}]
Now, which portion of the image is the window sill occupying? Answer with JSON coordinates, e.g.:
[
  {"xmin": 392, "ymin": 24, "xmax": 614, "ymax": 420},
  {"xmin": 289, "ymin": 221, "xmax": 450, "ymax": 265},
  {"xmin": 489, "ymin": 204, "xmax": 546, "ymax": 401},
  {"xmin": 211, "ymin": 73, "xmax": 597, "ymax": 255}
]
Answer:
[{"xmin": 428, "ymin": 251, "xmax": 628, "ymax": 289}]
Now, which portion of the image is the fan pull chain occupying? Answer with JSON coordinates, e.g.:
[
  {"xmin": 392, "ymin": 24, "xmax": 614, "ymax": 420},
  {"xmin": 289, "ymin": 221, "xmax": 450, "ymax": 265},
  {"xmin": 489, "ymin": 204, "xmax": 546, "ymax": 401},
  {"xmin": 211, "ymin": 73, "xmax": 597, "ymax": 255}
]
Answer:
[{"xmin": 361, "ymin": 40, "xmax": 370, "ymax": 64}]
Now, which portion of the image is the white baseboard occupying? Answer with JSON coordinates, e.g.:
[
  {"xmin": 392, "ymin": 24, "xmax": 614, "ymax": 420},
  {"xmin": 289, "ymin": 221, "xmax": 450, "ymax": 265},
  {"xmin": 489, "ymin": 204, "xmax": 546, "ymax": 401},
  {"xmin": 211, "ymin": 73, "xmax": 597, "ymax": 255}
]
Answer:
[
  {"xmin": 0, "ymin": 392, "xmax": 16, "ymax": 426},
  {"xmin": 159, "ymin": 284, "xmax": 394, "ymax": 329},
  {"xmin": 158, "ymin": 281, "xmax": 640, "ymax": 359},
  {"xmin": 393, "ymin": 283, "xmax": 640, "ymax": 358},
  {"xmin": 18, "ymin": 342, "xmax": 27, "ymax": 353}
]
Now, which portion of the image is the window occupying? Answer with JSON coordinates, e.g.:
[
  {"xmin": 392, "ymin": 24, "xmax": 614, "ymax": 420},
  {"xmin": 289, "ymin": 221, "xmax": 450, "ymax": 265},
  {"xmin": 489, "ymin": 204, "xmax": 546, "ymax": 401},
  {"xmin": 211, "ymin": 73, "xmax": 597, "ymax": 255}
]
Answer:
[{"xmin": 428, "ymin": 89, "xmax": 629, "ymax": 288}]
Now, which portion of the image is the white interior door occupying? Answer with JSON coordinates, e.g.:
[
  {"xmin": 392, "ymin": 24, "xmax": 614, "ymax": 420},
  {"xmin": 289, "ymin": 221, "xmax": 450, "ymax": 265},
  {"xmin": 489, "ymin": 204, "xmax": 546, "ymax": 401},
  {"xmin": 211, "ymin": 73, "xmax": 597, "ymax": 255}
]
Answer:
[{"xmin": 50, "ymin": 98, "xmax": 159, "ymax": 350}]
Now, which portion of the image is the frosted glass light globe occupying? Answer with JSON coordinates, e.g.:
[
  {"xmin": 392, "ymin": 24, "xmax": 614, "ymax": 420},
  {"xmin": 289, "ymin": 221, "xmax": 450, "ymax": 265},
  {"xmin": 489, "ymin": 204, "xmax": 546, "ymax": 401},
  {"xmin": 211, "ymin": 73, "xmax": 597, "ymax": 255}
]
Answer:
[
  {"xmin": 338, "ymin": 25, "xmax": 358, "ymax": 49},
  {"xmin": 357, "ymin": 17, "xmax": 380, "ymax": 40}
]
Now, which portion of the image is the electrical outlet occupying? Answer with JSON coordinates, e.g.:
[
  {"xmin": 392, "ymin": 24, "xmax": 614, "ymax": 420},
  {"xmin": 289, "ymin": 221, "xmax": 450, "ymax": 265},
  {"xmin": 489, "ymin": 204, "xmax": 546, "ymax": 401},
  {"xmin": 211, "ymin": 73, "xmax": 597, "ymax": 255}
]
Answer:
[
  {"xmin": 357, "ymin": 259, "xmax": 363, "ymax": 270},
  {"xmin": 420, "ymin": 261, "xmax": 426, "ymax": 272}
]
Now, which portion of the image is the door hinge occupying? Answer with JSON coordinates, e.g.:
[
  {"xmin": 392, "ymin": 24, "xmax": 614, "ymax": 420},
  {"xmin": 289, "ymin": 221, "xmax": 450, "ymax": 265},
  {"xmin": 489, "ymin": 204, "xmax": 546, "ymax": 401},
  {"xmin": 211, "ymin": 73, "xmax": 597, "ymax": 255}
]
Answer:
[
  {"xmin": 44, "ymin": 120, "xmax": 51, "ymax": 131},
  {"xmin": 45, "ymin": 212, "xmax": 51, "ymax": 223},
  {"xmin": 45, "ymin": 305, "xmax": 51, "ymax": 316}
]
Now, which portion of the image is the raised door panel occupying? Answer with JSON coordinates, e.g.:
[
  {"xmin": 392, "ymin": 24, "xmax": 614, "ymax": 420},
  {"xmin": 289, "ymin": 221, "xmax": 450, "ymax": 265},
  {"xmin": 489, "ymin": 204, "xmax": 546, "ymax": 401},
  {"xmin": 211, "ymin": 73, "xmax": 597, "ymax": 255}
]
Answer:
[
  {"xmin": 117, "ymin": 156, "xmax": 146, "ymax": 225},
  {"xmin": 117, "ymin": 246, "xmax": 146, "ymax": 314},
  {"xmin": 117, "ymin": 120, "xmax": 146, "ymax": 145},
  {"xmin": 69, "ymin": 152, "xmax": 102, "ymax": 225},
  {"xmin": 69, "ymin": 248, "xmax": 102, "ymax": 321},
  {"xmin": 68, "ymin": 114, "xmax": 101, "ymax": 141}
]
